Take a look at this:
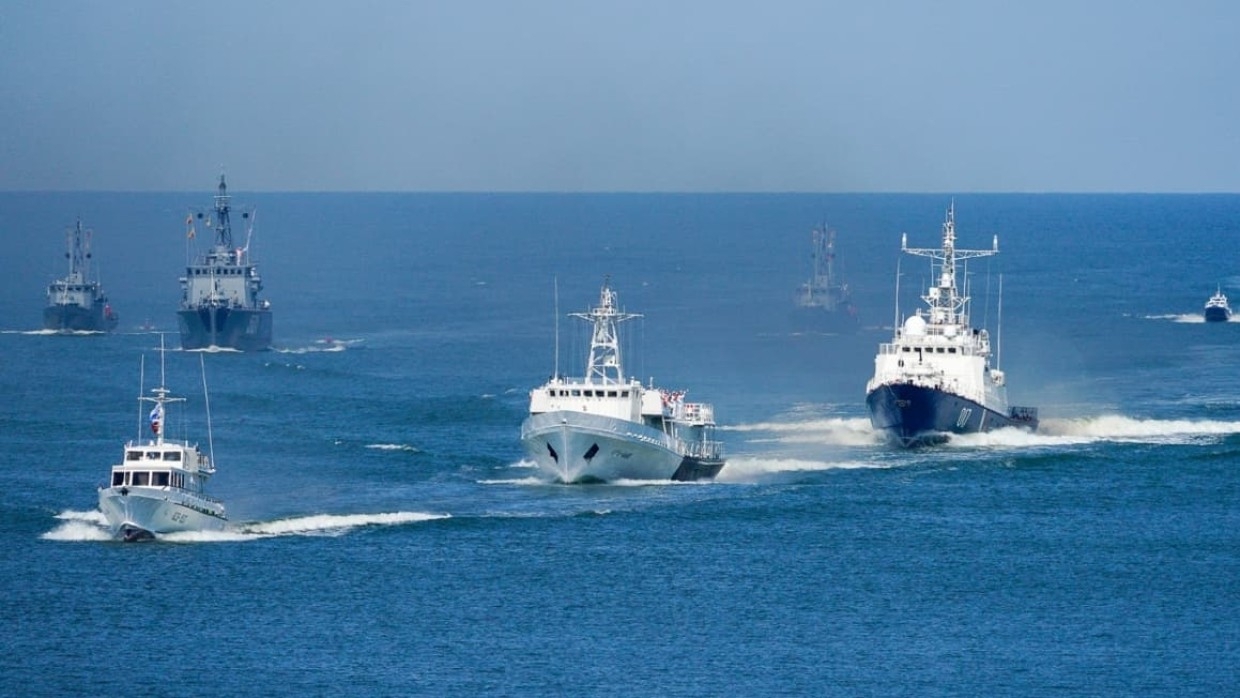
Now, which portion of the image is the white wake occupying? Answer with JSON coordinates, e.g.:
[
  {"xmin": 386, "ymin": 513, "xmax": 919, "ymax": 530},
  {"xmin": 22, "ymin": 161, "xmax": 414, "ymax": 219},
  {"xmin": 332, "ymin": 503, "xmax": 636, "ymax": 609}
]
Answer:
[{"xmin": 41, "ymin": 509, "xmax": 447, "ymax": 543}]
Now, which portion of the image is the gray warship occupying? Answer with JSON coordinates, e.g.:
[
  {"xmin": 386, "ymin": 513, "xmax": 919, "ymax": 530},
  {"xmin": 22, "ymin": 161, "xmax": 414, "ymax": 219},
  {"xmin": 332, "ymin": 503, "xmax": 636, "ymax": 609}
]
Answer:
[
  {"xmin": 792, "ymin": 222, "xmax": 859, "ymax": 332},
  {"xmin": 44, "ymin": 218, "xmax": 119, "ymax": 333},
  {"xmin": 177, "ymin": 174, "xmax": 272, "ymax": 351}
]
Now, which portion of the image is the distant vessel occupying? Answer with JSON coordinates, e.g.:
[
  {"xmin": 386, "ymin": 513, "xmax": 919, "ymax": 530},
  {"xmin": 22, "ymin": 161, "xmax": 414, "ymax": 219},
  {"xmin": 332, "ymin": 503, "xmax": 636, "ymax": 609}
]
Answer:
[
  {"xmin": 1204, "ymin": 287, "xmax": 1231, "ymax": 323},
  {"xmin": 178, "ymin": 174, "xmax": 272, "ymax": 351},
  {"xmin": 97, "ymin": 339, "xmax": 227, "ymax": 541},
  {"xmin": 43, "ymin": 218, "xmax": 119, "ymax": 333},
  {"xmin": 792, "ymin": 222, "xmax": 858, "ymax": 331},
  {"xmin": 865, "ymin": 203, "xmax": 1038, "ymax": 447},
  {"xmin": 521, "ymin": 279, "xmax": 725, "ymax": 483}
]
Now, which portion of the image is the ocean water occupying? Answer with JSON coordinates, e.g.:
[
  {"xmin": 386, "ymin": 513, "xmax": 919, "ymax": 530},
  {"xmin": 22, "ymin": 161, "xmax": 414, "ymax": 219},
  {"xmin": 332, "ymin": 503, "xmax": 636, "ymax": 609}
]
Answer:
[{"xmin": 2, "ymin": 192, "xmax": 1238, "ymax": 696}]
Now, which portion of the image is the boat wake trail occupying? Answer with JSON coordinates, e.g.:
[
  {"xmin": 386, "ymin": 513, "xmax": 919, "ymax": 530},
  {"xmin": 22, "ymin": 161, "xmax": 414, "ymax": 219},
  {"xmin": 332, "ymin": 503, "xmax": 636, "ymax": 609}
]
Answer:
[
  {"xmin": 42, "ymin": 510, "xmax": 448, "ymax": 542},
  {"xmin": 6, "ymin": 329, "xmax": 103, "ymax": 336},
  {"xmin": 41, "ymin": 510, "xmax": 112, "ymax": 541},
  {"xmin": 716, "ymin": 456, "xmax": 889, "ymax": 482},
  {"xmin": 1143, "ymin": 313, "xmax": 1240, "ymax": 323},
  {"xmin": 726, "ymin": 416, "xmax": 882, "ymax": 447},
  {"xmin": 277, "ymin": 338, "xmax": 364, "ymax": 354},
  {"xmin": 946, "ymin": 414, "xmax": 1240, "ymax": 448},
  {"xmin": 365, "ymin": 443, "xmax": 421, "ymax": 453}
]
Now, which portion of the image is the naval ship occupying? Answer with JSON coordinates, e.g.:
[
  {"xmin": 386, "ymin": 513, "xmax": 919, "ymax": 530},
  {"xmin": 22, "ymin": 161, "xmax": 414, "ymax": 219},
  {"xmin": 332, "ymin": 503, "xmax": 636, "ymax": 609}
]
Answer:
[
  {"xmin": 521, "ymin": 278, "xmax": 725, "ymax": 483},
  {"xmin": 792, "ymin": 222, "xmax": 859, "ymax": 332},
  {"xmin": 97, "ymin": 339, "xmax": 227, "ymax": 541},
  {"xmin": 44, "ymin": 218, "xmax": 119, "ymax": 333},
  {"xmin": 865, "ymin": 203, "xmax": 1038, "ymax": 446},
  {"xmin": 177, "ymin": 175, "xmax": 272, "ymax": 351}
]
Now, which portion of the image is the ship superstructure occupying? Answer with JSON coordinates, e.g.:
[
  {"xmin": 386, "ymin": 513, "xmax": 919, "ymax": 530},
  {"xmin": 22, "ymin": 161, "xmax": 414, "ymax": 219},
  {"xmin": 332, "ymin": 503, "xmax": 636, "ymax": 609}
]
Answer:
[
  {"xmin": 177, "ymin": 174, "xmax": 272, "ymax": 350},
  {"xmin": 865, "ymin": 203, "xmax": 1037, "ymax": 446}
]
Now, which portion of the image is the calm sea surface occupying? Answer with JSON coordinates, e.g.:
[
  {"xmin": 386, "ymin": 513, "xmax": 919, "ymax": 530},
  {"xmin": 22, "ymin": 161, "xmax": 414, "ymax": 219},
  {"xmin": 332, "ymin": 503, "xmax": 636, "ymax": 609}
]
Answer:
[{"xmin": 2, "ymin": 193, "xmax": 1238, "ymax": 695}]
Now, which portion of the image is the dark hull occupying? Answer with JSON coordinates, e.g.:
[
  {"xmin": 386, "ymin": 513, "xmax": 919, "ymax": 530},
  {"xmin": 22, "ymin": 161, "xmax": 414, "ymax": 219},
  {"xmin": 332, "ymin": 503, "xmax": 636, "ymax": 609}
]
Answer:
[
  {"xmin": 671, "ymin": 457, "xmax": 726, "ymax": 482},
  {"xmin": 43, "ymin": 302, "xmax": 119, "ymax": 333},
  {"xmin": 1204, "ymin": 307, "xmax": 1231, "ymax": 323},
  {"xmin": 866, "ymin": 383, "xmax": 1038, "ymax": 447},
  {"xmin": 177, "ymin": 306, "xmax": 272, "ymax": 351}
]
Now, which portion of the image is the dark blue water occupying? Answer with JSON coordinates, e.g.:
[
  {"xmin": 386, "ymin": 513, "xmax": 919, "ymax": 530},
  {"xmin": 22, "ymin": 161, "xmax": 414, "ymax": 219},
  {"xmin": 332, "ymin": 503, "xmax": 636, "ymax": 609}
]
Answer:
[{"xmin": 2, "ymin": 193, "xmax": 1237, "ymax": 695}]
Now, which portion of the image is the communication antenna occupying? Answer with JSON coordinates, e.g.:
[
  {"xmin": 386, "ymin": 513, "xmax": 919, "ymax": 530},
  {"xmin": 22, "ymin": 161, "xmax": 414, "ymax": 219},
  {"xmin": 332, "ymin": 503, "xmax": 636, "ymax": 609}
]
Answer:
[
  {"xmin": 201, "ymin": 353, "xmax": 215, "ymax": 471},
  {"xmin": 553, "ymin": 276, "xmax": 560, "ymax": 379},
  {"xmin": 997, "ymin": 274, "xmax": 1004, "ymax": 369}
]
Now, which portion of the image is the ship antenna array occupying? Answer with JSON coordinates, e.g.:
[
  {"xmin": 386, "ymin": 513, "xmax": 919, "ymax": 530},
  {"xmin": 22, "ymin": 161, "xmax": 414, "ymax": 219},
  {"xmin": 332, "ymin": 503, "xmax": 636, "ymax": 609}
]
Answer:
[
  {"xmin": 201, "ymin": 353, "xmax": 215, "ymax": 472},
  {"xmin": 553, "ymin": 276, "xmax": 560, "ymax": 380},
  {"xmin": 997, "ymin": 273, "xmax": 1004, "ymax": 370},
  {"xmin": 136, "ymin": 354, "xmax": 146, "ymax": 440}
]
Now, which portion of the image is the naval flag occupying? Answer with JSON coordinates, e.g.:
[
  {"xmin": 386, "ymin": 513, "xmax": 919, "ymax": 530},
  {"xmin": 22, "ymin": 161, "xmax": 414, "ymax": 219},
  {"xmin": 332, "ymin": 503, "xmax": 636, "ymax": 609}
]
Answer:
[{"xmin": 149, "ymin": 403, "xmax": 164, "ymax": 435}]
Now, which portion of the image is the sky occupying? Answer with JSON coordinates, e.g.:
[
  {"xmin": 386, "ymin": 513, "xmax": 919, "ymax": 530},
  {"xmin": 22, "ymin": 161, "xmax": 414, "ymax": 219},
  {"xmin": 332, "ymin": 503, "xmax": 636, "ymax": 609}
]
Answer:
[{"xmin": 1, "ymin": 0, "xmax": 1238, "ymax": 192}]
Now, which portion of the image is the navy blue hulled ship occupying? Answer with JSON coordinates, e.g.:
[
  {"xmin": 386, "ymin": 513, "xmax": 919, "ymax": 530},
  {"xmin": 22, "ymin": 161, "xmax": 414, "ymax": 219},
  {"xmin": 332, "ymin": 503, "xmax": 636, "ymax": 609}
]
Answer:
[
  {"xmin": 177, "ymin": 175, "xmax": 272, "ymax": 351},
  {"xmin": 44, "ymin": 218, "xmax": 119, "ymax": 333},
  {"xmin": 1204, "ymin": 286, "xmax": 1231, "ymax": 323},
  {"xmin": 792, "ymin": 222, "xmax": 859, "ymax": 332},
  {"xmin": 865, "ymin": 203, "xmax": 1037, "ymax": 447}
]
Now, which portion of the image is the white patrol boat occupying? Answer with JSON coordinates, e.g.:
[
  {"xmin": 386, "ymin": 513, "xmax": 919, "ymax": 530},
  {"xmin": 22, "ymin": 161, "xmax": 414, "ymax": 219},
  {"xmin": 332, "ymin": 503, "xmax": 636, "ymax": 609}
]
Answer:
[
  {"xmin": 521, "ymin": 279, "xmax": 725, "ymax": 483},
  {"xmin": 1204, "ymin": 286, "xmax": 1231, "ymax": 323},
  {"xmin": 865, "ymin": 203, "xmax": 1038, "ymax": 447},
  {"xmin": 97, "ymin": 340, "xmax": 226, "ymax": 540}
]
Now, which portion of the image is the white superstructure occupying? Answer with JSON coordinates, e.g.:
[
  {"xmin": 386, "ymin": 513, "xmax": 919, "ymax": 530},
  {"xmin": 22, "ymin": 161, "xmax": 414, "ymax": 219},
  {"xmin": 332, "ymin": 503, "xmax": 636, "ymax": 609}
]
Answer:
[
  {"xmin": 97, "ymin": 340, "xmax": 226, "ymax": 540},
  {"xmin": 521, "ymin": 279, "xmax": 723, "ymax": 483}
]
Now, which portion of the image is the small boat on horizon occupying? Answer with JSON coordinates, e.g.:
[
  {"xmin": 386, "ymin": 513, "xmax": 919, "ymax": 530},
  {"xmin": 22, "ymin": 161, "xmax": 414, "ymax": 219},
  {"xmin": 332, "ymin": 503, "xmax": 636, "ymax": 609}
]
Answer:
[
  {"xmin": 1204, "ymin": 286, "xmax": 1231, "ymax": 323},
  {"xmin": 44, "ymin": 218, "xmax": 119, "ymax": 333},
  {"xmin": 97, "ymin": 338, "xmax": 227, "ymax": 541},
  {"xmin": 865, "ymin": 203, "xmax": 1038, "ymax": 447},
  {"xmin": 520, "ymin": 278, "xmax": 725, "ymax": 483}
]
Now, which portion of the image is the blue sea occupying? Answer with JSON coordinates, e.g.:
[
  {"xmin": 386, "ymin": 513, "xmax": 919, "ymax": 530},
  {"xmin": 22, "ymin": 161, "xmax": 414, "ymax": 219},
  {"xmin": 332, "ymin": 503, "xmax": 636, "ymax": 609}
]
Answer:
[{"xmin": 2, "ymin": 192, "xmax": 1238, "ymax": 696}]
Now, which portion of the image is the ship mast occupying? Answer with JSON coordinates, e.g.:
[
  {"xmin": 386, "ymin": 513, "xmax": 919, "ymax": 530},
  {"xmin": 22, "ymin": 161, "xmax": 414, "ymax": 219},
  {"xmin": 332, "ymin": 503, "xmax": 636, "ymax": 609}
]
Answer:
[
  {"xmin": 570, "ymin": 277, "xmax": 641, "ymax": 384},
  {"xmin": 138, "ymin": 335, "xmax": 185, "ymax": 446},
  {"xmin": 901, "ymin": 202, "xmax": 998, "ymax": 329},
  {"xmin": 64, "ymin": 218, "xmax": 91, "ymax": 284},
  {"xmin": 212, "ymin": 173, "xmax": 233, "ymax": 249}
]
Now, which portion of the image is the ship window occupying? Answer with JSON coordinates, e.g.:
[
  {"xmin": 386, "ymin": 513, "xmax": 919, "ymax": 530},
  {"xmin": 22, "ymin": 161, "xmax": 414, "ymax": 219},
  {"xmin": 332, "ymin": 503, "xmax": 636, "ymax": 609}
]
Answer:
[
  {"xmin": 126, "ymin": 451, "xmax": 141, "ymax": 461},
  {"xmin": 584, "ymin": 390, "xmax": 594, "ymax": 397},
  {"xmin": 146, "ymin": 452, "xmax": 160, "ymax": 460},
  {"xmin": 621, "ymin": 391, "xmax": 629, "ymax": 397},
  {"xmin": 132, "ymin": 472, "xmax": 150, "ymax": 486},
  {"xmin": 112, "ymin": 472, "xmax": 124, "ymax": 486},
  {"xmin": 163, "ymin": 451, "xmax": 181, "ymax": 461},
  {"xmin": 607, "ymin": 391, "xmax": 617, "ymax": 398},
  {"xmin": 902, "ymin": 346, "xmax": 911, "ymax": 352},
  {"xmin": 153, "ymin": 471, "xmax": 170, "ymax": 487},
  {"xmin": 571, "ymin": 390, "xmax": 581, "ymax": 397},
  {"xmin": 937, "ymin": 347, "xmax": 945, "ymax": 353},
  {"xmin": 949, "ymin": 348, "xmax": 957, "ymax": 354}
]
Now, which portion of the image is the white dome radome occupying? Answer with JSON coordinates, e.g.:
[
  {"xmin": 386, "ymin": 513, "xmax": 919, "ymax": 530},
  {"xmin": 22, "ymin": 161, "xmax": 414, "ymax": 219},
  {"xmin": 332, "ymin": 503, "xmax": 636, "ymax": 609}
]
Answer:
[{"xmin": 903, "ymin": 315, "xmax": 927, "ymax": 336}]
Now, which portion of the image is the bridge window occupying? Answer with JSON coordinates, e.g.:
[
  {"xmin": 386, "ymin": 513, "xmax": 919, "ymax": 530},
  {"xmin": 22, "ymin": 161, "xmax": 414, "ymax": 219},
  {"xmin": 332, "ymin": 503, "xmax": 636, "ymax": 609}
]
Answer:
[
  {"xmin": 162, "ymin": 451, "xmax": 181, "ymax": 461},
  {"xmin": 153, "ymin": 471, "xmax": 170, "ymax": 487},
  {"xmin": 132, "ymin": 472, "xmax": 150, "ymax": 486},
  {"xmin": 126, "ymin": 451, "xmax": 141, "ymax": 461},
  {"xmin": 112, "ymin": 472, "xmax": 124, "ymax": 486}
]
